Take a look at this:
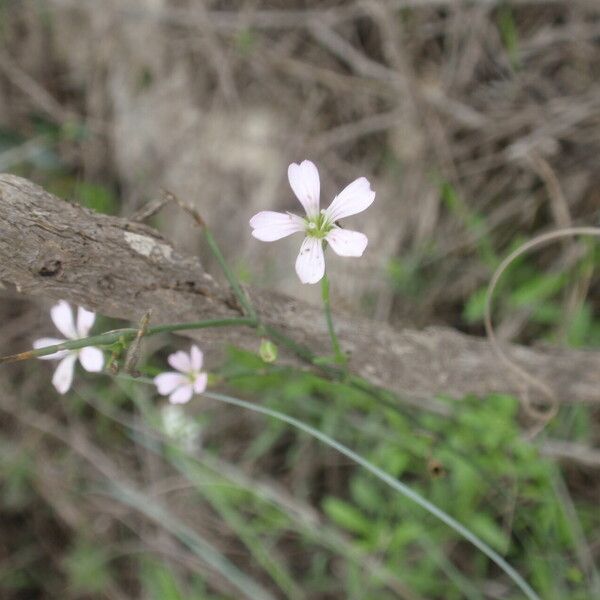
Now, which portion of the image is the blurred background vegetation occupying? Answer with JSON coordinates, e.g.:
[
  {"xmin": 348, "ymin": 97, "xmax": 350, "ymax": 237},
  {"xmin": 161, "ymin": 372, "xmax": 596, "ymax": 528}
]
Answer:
[{"xmin": 0, "ymin": 0, "xmax": 599, "ymax": 598}]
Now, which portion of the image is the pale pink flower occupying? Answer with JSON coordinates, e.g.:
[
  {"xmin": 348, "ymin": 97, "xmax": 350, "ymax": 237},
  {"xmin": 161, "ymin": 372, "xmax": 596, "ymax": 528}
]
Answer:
[
  {"xmin": 34, "ymin": 300, "xmax": 104, "ymax": 394},
  {"xmin": 154, "ymin": 345, "xmax": 207, "ymax": 405},
  {"xmin": 249, "ymin": 160, "xmax": 375, "ymax": 284}
]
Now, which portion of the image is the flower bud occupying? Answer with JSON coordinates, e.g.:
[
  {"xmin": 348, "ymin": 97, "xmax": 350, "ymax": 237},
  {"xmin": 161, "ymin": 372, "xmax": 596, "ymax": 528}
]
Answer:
[{"xmin": 259, "ymin": 339, "xmax": 278, "ymax": 363}]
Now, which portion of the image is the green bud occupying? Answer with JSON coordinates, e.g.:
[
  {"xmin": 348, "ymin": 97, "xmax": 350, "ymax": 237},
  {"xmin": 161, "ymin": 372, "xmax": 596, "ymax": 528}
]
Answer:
[{"xmin": 259, "ymin": 339, "xmax": 278, "ymax": 363}]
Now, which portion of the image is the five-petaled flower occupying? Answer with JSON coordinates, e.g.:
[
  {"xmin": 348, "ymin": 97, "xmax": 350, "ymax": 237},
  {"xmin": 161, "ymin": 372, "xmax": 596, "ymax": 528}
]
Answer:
[
  {"xmin": 249, "ymin": 160, "xmax": 375, "ymax": 284},
  {"xmin": 34, "ymin": 300, "xmax": 105, "ymax": 394},
  {"xmin": 154, "ymin": 345, "xmax": 207, "ymax": 405}
]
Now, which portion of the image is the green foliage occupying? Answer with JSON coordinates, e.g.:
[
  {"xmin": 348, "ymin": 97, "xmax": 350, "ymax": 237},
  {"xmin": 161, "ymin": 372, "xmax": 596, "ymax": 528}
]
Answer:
[
  {"xmin": 63, "ymin": 540, "xmax": 111, "ymax": 594},
  {"xmin": 215, "ymin": 350, "xmax": 598, "ymax": 599},
  {"xmin": 440, "ymin": 181, "xmax": 499, "ymax": 269},
  {"xmin": 387, "ymin": 245, "xmax": 434, "ymax": 299},
  {"xmin": 235, "ymin": 30, "xmax": 257, "ymax": 55},
  {"xmin": 421, "ymin": 179, "xmax": 600, "ymax": 347},
  {"xmin": 141, "ymin": 561, "xmax": 187, "ymax": 600},
  {"xmin": 0, "ymin": 444, "xmax": 34, "ymax": 510},
  {"xmin": 498, "ymin": 6, "xmax": 521, "ymax": 70},
  {"xmin": 46, "ymin": 177, "xmax": 118, "ymax": 214},
  {"xmin": 0, "ymin": 115, "xmax": 117, "ymax": 215},
  {"xmin": 140, "ymin": 560, "xmax": 223, "ymax": 600},
  {"xmin": 464, "ymin": 240, "xmax": 600, "ymax": 345},
  {"xmin": 322, "ymin": 497, "xmax": 373, "ymax": 537}
]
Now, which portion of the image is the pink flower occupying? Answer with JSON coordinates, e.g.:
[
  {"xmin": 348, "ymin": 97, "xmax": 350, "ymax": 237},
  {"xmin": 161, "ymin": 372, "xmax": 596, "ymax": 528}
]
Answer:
[
  {"xmin": 154, "ymin": 345, "xmax": 207, "ymax": 405},
  {"xmin": 34, "ymin": 300, "xmax": 104, "ymax": 394},
  {"xmin": 249, "ymin": 160, "xmax": 375, "ymax": 284}
]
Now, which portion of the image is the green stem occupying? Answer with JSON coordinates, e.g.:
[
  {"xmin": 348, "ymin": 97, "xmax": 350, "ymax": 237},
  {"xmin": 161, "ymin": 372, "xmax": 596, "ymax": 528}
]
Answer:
[
  {"xmin": 147, "ymin": 318, "xmax": 254, "ymax": 336},
  {"xmin": 321, "ymin": 273, "xmax": 345, "ymax": 364},
  {"xmin": 204, "ymin": 227, "xmax": 258, "ymax": 322},
  {"xmin": 2, "ymin": 317, "xmax": 256, "ymax": 363}
]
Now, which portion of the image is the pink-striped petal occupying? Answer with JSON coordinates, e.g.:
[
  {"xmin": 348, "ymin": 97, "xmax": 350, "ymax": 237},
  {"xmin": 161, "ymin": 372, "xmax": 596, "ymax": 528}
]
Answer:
[
  {"xmin": 288, "ymin": 160, "xmax": 321, "ymax": 218},
  {"xmin": 50, "ymin": 301, "xmax": 77, "ymax": 339},
  {"xmin": 250, "ymin": 211, "xmax": 305, "ymax": 242},
  {"xmin": 325, "ymin": 228, "xmax": 368, "ymax": 257},
  {"xmin": 154, "ymin": 372, "xmax": 187, "ymax": 395},
  {"xmin": 324, "ymin": 177, "xmax": 375, "ymax": 222},
  {"xmin": 79, "ymin": 346, "xmax": 104, "ymax": 372},
  {"xmin": 52, "ymin": 354, "xmax": 77, "ymax": 394},
  {"xmin": 168, "ymin": 350, "xmax": 192, "ymax": 373},
  {"xmin": 169, "ymin": 383, "xmax": 194, "ymax": 405},
  {"xmin": 295, "ymin": 237, "xmax": 325, "ymax": 284},
  {"xmin": 33, "ymin": 337, "xmax": 68, "ymax": 360}
]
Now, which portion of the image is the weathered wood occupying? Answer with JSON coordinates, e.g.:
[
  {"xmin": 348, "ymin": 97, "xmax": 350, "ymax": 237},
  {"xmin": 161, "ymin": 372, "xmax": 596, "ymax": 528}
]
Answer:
[{"xmin": 1, "ymin": 173, "xmax": 599, "ymax": 406}]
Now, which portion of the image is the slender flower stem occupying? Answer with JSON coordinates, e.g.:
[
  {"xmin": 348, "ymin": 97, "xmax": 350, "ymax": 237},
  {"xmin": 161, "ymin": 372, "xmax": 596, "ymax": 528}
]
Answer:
[
  {"xmin": 165, "ymin": 190, "xmax": 257, "ymax": 322},
  {"xmin": 321, "ymin": 273, "xmax": 345, "ymax": 365},
  {"xmin": 204, "ymin": 227, "xmax": 258, "ymax": 322},
  {"xmin": 0, "ymin": 317, "xmax": 256, "ymax": 363},
  {"xmin": 146, "ymin": 318, "xmax": 254, "ymax": 336}
]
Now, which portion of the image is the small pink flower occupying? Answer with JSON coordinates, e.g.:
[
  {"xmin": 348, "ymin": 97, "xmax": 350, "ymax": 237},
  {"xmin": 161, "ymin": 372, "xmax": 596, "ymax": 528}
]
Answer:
[
  {"xmin": 249, "ymin": 160, "xmax": 375, "ymax": 284},
  {"xmin": 154, "ymin": 345, "xmax": 207, "ymax": 405},
  {"xmin": 34, "ymin": 300, "xmax": 104, "ymax": 394}
]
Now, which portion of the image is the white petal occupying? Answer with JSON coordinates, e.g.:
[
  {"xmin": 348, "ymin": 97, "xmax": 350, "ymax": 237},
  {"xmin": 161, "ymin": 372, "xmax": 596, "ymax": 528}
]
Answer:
[
  {"xmin": 168, "ymin": 350, "xmax": 191, "ymax": 373},
  {"xmin": 169, "ymin": 384, "xmax": 194, "ymax": 405},
  {"xmin": 50, "ymin": 301, "xmax": 77, "ymax": 339},
  {"xmin": 79, "ymin": 346, "xmax": 104, "ymax": 372},
  {"xmin": 326, "ymin": 228, "xmax": 368, "ymax": 257},
  {"xmin": 190, "ymin": 345, "xmax": 204, "ymax": 371},
  {"xmin": 154, "ymin": 372, "xmax": 187, "ymax": 395},
  {"xmin": 193, "ymin": 372, "xmax": 208, "ymax": 394},
  {"xmin": 76, "ymin": 306, "xmax": 96, "ymax": 337},
  {"xmin": 288, "ymin": 160, "xmax": 320, "ymax": 218},
  {"xmin": 324, "ymin": 177, "xmax": 375, "ymax": 222},
  {"xmin": 250, "ymin": 211, "xmax": 305, "ymax": 242},
  {"xmin": 295, "ymin": 237, "xmax": 325, "ymax": 285},
  {"xmin": 52, "ymin": 354, "xmax": 77, "ymax": 394},
  {"xmin": 33, "ymin": 337, "xmax": 68, "ymax": 360}
]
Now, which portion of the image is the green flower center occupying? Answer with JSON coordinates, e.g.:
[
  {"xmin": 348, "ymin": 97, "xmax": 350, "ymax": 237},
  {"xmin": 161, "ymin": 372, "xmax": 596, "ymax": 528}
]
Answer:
[
  {"xmin": 187, "ymin": 371, "xmax": 200, "ymax": 383},
  {"xmin": 305, "ymin": 211, "xmax": 333, "ymax": 239}
]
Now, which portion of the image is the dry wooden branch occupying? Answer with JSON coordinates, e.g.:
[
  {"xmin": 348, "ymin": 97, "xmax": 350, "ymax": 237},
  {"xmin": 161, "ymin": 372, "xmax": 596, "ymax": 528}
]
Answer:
[{"xmin": 1, "ymin": 173, "xmax": 599, "ymax": 406}]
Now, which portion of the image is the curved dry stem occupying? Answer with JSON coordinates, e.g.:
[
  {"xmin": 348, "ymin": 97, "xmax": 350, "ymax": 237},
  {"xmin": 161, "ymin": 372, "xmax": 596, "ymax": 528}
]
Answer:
[{"xmin": 484, "ymin": 226, "xmax": 600, "ymax": 424}]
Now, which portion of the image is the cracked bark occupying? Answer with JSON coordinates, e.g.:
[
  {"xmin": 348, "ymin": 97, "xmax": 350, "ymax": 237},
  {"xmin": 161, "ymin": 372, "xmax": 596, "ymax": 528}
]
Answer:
[{"xmin": 1, "ymin": 173, "xmax": 599, "ymax": 407}]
